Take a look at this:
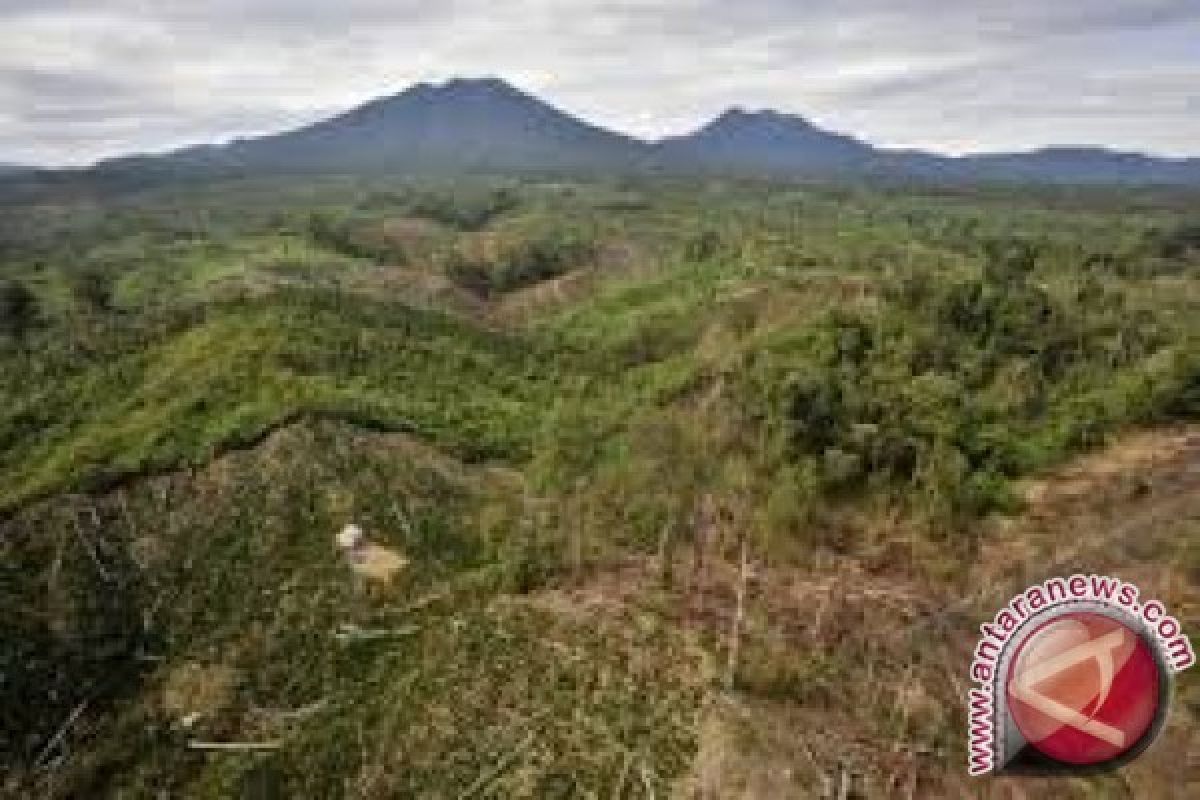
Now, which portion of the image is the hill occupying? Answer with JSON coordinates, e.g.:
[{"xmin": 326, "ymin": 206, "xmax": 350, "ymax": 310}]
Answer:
[
  {"xmin": 2, "ymin": 175, "xmax": 1199, "ymax": 796},
  {"xmin": 950, "ymin": 146, "xmax": 1200, "ymax": 185},
  {"xmin": 3, "ymin": 177, "xmax": 1198, "ymax": 797}
]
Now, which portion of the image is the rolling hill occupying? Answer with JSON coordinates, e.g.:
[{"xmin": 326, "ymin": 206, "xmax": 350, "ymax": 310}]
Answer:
[{"xmin": 2, "ymin": 155, "xmax": 1199, "ymax": 798}]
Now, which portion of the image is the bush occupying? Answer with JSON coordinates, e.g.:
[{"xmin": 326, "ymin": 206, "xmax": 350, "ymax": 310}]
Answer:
[
  {"xmin": 445, "ymin": 230, "xmax": 595, "ymax": 296},
  {"xmin": 408, "ymin": 187, "xmax": 518, "ymax": 231},
  {"xmin": 1151, "ymin": 223, "xmax": 1200, "ymax": 260},
  {"xmin": 754, "ymin": 236, "xmax": 1190, "ymax": 521},
  {"xmin": 0, "ymin": 280, "xmax": 38, "ymax": 339},
  {"xmin": 307, "ymin": 212, "xmax": 408, "ymax": 264},
  {"xmin": 70, "ymin": 268, "xmax": 113, "ymax": 311}
]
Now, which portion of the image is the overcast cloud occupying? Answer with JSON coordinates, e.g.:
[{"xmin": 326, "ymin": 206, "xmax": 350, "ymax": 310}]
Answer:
[{"xmin": 2, "ymin": 0, "xmax": 1198, "ymax": 166}]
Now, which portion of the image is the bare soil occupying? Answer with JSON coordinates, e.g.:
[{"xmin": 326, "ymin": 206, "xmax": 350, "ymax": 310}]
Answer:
[{"xmin": 526, "ymin": 426, "xmax": 1200, "ymax": 798}]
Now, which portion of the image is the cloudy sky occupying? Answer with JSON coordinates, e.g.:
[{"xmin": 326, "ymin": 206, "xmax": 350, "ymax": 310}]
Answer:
[{"xmin": 2, "ymin": 0, "xmax": 1198, "ymax": 166}]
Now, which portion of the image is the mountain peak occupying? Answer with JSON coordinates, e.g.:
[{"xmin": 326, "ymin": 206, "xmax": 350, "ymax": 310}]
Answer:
[
  {"xmin": 442, "ymin": 76, "xmax": 520, "ymax": 92},
  {"xmin": 367, "ymin": 77, "xmax": 531, "ymax": 112},
  {"xmin": 411, "ymin": 77, "xmax": 526, "ymax": 99},
  {"xmin": 658, "ymin": 105, "xmax": 873, "ymax": 174},
  {"xmin": 219, "ymin": 75, "xmax": 643, "ymax": 174},
  {"xmin": 709, "ymin": 107, "xmax": 814, "ymax": 130}
]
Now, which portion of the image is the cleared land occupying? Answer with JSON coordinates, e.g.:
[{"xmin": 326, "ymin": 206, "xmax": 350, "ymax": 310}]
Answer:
[{"xmin": 1, "ymin": 178, "xmax": 1198, "ymax": 797}]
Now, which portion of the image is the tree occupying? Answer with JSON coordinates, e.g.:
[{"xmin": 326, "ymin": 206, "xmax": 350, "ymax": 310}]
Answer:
[
  {"xmin": 71, "ymin": 269, "xmax": 113, "ymax": 311},
  {"xmin": 0, "ymin": 280, "xmax": 38, "ymax": 339}
]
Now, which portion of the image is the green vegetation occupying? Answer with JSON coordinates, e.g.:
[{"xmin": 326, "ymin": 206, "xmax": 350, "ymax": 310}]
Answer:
[
  {"xmin": 0, "ymin": 279, "xmax": 38, "ymax": 339},
  {"xmin": 2, "ymin": 176, "xmax": 1198, "ymax": 797},
  {"xmin": 445, "ymin": 228, "xmax": 596, "ymax": 297}
]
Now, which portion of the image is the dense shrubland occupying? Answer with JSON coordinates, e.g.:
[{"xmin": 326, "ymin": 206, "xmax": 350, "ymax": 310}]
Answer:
[
  {"xmin": 741, "ymin": 237, "xmax": 1197, "ymax": 522},
  {"xmin": 3, "ymin": 177, "xmax": 1197, "ymax": 546}
]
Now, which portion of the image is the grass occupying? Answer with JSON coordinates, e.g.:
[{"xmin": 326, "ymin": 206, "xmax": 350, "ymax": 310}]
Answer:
[
  {"xmin": 0, "ymin": 290, "xmax": 566, "ymax": 512},
  {"xmin": 2, "ymin": 421, "xmax": 708, "ymax": 798}
]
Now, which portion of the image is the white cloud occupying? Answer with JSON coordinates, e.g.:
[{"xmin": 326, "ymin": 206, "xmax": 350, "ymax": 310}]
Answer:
[{"xmin": 1, "ymin": 0, "xmax": 1198, "ymax": 165}]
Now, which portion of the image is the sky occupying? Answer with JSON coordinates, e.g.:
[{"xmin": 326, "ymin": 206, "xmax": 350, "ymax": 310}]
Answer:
[{"xmin": 2, "ymin": 0, "xmax": 1198, "ymax": 167}]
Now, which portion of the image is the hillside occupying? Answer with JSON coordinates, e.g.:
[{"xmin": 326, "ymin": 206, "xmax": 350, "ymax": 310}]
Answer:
[{"xmin": 1, "ymin": 177, "xmax": 1198, "ymax": 797}]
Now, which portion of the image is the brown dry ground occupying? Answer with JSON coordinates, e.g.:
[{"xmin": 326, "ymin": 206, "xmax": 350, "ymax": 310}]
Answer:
[
  {"xmin": 8, "ymin": 418, "xmax": 1197, "ymax": 798},
  {"xmin": 521, "ymin": 426, "xmax": 1200, "ymax": 799}
]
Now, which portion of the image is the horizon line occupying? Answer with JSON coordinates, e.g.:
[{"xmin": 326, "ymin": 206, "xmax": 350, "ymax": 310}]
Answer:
[{"xmin": 11, "ymin": 75, "xmax": 1200, "ymax": 171}]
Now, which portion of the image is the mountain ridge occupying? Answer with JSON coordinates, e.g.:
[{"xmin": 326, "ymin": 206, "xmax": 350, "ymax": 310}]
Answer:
[{"xmin": 6, "ymin": 77, "xmax": 1200, "ymax": 189}]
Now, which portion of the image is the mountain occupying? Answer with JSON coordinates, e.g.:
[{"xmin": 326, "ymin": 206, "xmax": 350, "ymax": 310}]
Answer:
[
  {"xmin": 655, "ymin": 110, "xmax": 1200, "ymax": 186},
  {"xmin": 4, "ymin": 78, "xmax": 1200, "ymax": 192},
  {"xmin": 653, "ymin": 108, "xmax": 878, "ymax": 175},
  {"xmin": 146, "ymin": 78, "xmax": 644, "ymax": 177},
  {"xmin": 951, "ymin": 146, "xmax": 1200, "ymax": 185}
]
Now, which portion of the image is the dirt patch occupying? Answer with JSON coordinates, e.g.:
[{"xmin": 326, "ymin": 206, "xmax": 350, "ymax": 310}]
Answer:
[
  {"xmin": 336, "ymin": 523, "xmax": 409, "ymax": 585},
  {"xmin": 376, "ymin": 216, "xmax": 444, "ymax": 242},
  {"xmin": 517, "ymin": 557, "xmax": 656, "ymax": 622},
  {"xmin": 161, "ymin": 662, "xmax": 238, "ymax": 719},
  {"xmin": 526, "ymin": 426, "xmax": 1200, "ymax": 798},
  {"xmin": 340, "ymin": 265, "xmax": 486, "ymax": 317},
  {"xmin": 490, "ymin": 267, "xmax": 598, "ymax": 322},
  {"xmin": 1018, "ymin": 425, "xmax": 1200, "ymax": 510},
  {"xmin": 347, "ymin": 543, "xmax": 408, "ymax": 584},
  {"xmin": 976, "ymin": 424, "xmax": 1200, "ymax": 596}
]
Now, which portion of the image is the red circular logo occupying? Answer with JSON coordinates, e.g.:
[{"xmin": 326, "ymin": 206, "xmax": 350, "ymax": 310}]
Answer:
[{"xmin": 1005, "ymin": 611, "xmax": 1162, "ymax": 766}]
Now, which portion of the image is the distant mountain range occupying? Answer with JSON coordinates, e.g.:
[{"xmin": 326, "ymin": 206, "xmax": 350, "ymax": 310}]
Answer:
[{"xmin": 6, "ymin": 77, "xmax": 1200, "ymax": 192}]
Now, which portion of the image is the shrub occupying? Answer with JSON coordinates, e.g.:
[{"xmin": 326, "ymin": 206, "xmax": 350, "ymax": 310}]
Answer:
[
  {"xmin": 0, "ymin": 280, "xmax": 38, "ymax": 339},
  {"xmin": 70, "ymin": 268, "xmax": 114, "ymax": 311},
  {"xmin": 445, "ymin": 230, "xmax": 595, "ymax": 296}
]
